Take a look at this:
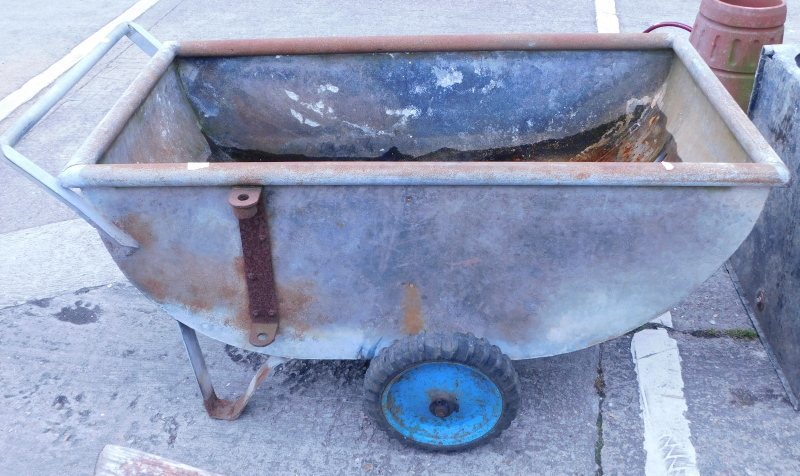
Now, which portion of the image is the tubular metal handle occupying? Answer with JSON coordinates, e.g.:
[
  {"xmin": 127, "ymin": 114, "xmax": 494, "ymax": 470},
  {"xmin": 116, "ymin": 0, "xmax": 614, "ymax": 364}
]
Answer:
[{"xmin": 0, "ymin": 22, "xmax": 162, "ymax": 250}]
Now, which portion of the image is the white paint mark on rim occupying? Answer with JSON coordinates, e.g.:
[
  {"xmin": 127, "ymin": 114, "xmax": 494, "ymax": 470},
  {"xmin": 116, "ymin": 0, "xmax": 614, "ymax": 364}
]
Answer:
[
  {"xmin": 663, "ymin": 162, "xmax": 675, "ymax": 170},
  {"xmin": 187, "ymin": 162, "xmax": 209, "ymax": 170},
  {"xmin": 0, "ymin": 0, "xmax": 161, "ymax": 121},
  {"xmin": 595, "ymin": 0, "xmax": 620, "ymax": 33},
  {"xmin": 632, "ymin": 329, "xmax": 699, "ymax": 476},
  {"xmin": 650, "ymin": 311, "xmax": 674, "ymax": 328}
]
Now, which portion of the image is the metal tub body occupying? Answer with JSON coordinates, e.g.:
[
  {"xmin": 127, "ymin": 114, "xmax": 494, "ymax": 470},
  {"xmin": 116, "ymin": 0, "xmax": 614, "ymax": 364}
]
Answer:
[{"xmin": 48, "ymin": 33, "xmax": 787, "ymax": 361}]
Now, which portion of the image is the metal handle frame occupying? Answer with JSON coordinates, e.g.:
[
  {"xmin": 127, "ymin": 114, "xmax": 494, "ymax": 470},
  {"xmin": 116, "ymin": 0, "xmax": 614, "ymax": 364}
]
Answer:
[{"xmin": 0, "ymin": 22, "xmax": 162, "ymax": 250}]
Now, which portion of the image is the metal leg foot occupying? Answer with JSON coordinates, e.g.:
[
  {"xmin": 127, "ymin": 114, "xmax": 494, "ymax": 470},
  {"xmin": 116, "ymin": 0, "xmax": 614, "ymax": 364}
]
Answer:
[{"xmin": 178, "ymin": 321, "xmax": 286, "ymax": 420}]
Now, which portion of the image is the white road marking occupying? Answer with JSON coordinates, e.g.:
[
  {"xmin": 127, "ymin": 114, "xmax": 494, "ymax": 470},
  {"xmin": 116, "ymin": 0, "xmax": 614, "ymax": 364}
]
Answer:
[
  {"xmin": 609, "ymin": 0, "xmax": 696, "ymax": 465},
  {"xmin": 632, "ymin": 329, "xmax": 699, "ymax": 476},
  {"xmin": 0, "ymin": 0, "xmax": 161, "ymax": 122},
  {"xmin": 595, "ymin": 0, "xmax": 620, "ymax": 33},
  {"xmin": 0, "ymin": 219, "xmax": 126, "ymax": 308},
  {"xmin": 650, "ymin": 311, "xmax": 674, "ymax": 328}
]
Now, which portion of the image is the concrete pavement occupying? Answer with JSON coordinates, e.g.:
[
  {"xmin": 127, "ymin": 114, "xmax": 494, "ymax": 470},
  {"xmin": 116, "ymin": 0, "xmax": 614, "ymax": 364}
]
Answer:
[{"xmin": 1, "ymin": 1, "xmax": 799, "ymax": 474}]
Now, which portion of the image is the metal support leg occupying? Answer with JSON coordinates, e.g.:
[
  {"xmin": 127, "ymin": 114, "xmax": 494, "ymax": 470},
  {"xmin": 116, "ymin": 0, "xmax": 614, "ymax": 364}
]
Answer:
[{"xmin": 178, "ymin": 321, "xmax": 286, "ymax": 420}]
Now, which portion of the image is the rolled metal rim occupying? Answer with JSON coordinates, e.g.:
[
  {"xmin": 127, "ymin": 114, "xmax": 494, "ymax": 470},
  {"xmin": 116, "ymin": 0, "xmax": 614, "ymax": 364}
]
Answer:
[{"xmin": 60, "ymin": 161, "xmax": 788, "ymax": 188}]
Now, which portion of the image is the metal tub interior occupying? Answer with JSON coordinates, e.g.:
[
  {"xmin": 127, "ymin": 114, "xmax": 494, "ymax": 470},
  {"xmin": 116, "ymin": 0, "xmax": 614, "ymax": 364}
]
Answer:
[{"xmin": 60, "ymin": 34, "xmax": 789, "ymax": 360}]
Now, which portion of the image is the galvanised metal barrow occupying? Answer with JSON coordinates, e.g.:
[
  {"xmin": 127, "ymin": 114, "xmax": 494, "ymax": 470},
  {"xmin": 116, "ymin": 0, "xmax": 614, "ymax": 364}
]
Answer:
[{"xmin": 1, "ymin": 23, "xmax": 790, "ymax": 451}]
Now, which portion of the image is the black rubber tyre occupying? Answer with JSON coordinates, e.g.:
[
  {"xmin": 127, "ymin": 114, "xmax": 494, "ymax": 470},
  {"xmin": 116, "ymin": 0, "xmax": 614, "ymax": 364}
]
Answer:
[{"xmin": 363, "ymin": 332, "xmax": 520, "ymax": 451}]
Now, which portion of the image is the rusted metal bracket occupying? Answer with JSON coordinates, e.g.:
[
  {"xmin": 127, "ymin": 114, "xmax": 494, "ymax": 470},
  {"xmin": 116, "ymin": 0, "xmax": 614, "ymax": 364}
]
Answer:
[{"xmin": 229, "ymin": 187, "xmax": 280, "ymax": 347}]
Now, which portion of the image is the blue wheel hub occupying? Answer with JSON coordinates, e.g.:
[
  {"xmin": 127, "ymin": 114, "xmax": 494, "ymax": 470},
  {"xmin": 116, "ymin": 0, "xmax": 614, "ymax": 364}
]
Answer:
[{"xmin": 381, "ymin": 362, "xmax": 503, "ymax": 446}]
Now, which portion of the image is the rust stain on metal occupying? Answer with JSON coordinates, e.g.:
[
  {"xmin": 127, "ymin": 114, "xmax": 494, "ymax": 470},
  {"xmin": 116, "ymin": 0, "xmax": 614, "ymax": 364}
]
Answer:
[
  {"xmin": 277, "ymin": 281, "xmax": 314, "ymax": 317},
  {"xmin": 205, "ymin": 105, "xmax": 674, "ymax": 165},
  {"xmin": 224, "ymin": 257, "xmax": 251, "ymax": 331},
  {"xmin": 276, "ymin": 280, "xmax": 319, "ymax": 335},
  {"xmin": 402, "ymin": 283, "xmax": 425, "ymax": 335},
  {"xmin": 384, "ymin": 389, "xmax": 403, "ymax": 421},
  {"xmin": 140, "ymin": 278, "xmax": 169, "ymax": 302},
  {"xmin": 204, "ymin": 360, "xmax": 275, "ymax": 421},
  {"xmin": 495, "ymin": 312, "xmax": 541, "ymax": 346},
  {"xmin": 119, "ymin": 214, "xmax": 155, "ymax": 248},
  {"xmin": 116, "ymin": 212, "xmax": 248, "ymax": 318},
  {"xmin": 557, "ymin": 105, "xmax": 673, "ymax": 163}
]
